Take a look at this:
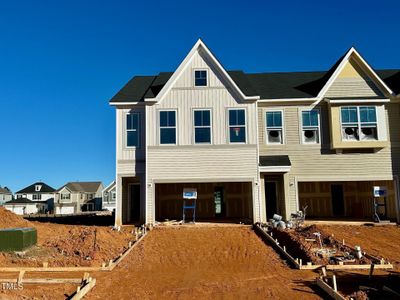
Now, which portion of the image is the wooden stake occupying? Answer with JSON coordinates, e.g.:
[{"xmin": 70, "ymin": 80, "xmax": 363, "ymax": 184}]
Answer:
[
  {"xmin": 322, "ymin": 267, "xmax": 327, "ymax": 277},
  {"xmin": 43, "ymin": 262, "xmax": 48, "ymax": 268},
  {"xmin": 18, "ymin": 271, "xmax": 25, "ymax": 283},
  {"xmin": 332, "ymin": 275, "xmax": 337, "ymax": 292}
]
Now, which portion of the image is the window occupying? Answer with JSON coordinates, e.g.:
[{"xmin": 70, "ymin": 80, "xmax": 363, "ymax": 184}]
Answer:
[
  {"xmin": 35, "ymin": 185, "xmax": 42, "ymax": 192},
  {"xmin": 194, "ymin": 70, "xmax": 207, "ymax": 86},
  {"xmin": 266, "ymin": 111, "xmax": 283, "ymax": 144},
  {"xmin": 159, "ymin": 111, "xmax": 177, "ymax": 144},
  {"xmin": 228, "ymin": 109, "xmax": 246, "ymax": 143},
  {"xmin": 194, "ymin": 110, "xmax": 211, "ymax": 143},
  {"xmin": 301, "ymin": 109, "xmax": 320, "ymax": 144},
  {"xmin": 61, "ymin": 194, "xmax": 70, "ymax": 200},
  {"xmin": 33, "ymin": 194, "xmax": 42, "ymax": 200},
  {"xmin": 126, "ymin": 113, "xmax": 140, "ymax": 147},
  {"xmin": 341, "ymin": 106, "xmax": 377, "ymax": 141},
  {"xmin": 111, "ymin": 192, "xmax": 116, "ymax": 201}
]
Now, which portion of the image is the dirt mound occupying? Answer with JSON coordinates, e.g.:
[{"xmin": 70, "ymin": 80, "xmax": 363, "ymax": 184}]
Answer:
[
  {"xmin": 0, "ymin": 207, "xmax": 34, "ymax": 229},
  {"xmin": 88, "ymin": 225, "xmax": 319, "ymax": 299}
]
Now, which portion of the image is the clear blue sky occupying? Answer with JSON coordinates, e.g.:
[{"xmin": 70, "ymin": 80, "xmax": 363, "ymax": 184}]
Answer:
[{"xmin": 1, "ymin": 0, "xmax": 399, "ymax": 192}]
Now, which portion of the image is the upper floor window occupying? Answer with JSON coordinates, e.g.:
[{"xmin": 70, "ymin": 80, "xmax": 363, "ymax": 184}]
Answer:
[
  {"xmin": 33, "ymin": 194, "xmax": 42, "ymax": 200},
  {"xmin": 194, "ymin": 110, "xmax": 211, "ymax": 144},
  {"xmin": 61, "ymin": 193, "xmax": 70, "ymax": 200},
  {"xmin": 301, "ymin": 109, "xmax": 320, "ymax": 144},
  {"xmin": 111, "ymin": 192, "xmax": 116, "ymax": 201},
  {"xmin": 35, "ymin": 185, "xmax": 42, "ymax": 192},
  {"xmin": 341, "ymin": 106, "xmax": 377, "ymax": 141},
  {"xmin": 194, "ymin": 70, "xmax": 207, "ymax": 86},
  {"xmin": 126, "ymin": 113, "xmax": 140, "ymax": 147},
  {"xmin": 228, "ymin": 109, "xmax": 246, "ymax": 143},
  {"xmin": 266, "ymin": 111, "xmax": 283, "ymax": 144},
  {"xmin": 160, "ymin": 110, "xmax": 177, "ymax": 144}
]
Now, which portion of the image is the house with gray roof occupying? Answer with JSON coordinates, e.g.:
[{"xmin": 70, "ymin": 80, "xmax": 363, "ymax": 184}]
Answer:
[
  {"xmin": 54, "ymin": 181, "xmax": 104, "ymax": 215},
  {"xmin": 110, "ymin": 39, "xmax": 400, "ymax": 226},
  {"xmin": 0, "ymin": 186, "xmax": 12, "ymax": 206}
]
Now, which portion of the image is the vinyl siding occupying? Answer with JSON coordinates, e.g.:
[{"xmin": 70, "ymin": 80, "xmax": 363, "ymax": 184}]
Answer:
[{"xmin": 258, "ymin": 102, "xmax": 399, "ymax": 215}]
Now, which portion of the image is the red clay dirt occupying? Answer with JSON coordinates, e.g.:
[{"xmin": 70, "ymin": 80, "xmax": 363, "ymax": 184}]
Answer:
[
  {"xmin": 271, "ymin": 225, "xmax": 372, "ymax": 266},
  {"xmin": 317, "ymin": 224, "xmax": 400, "ymax": 270},
  {"xmin": 0, "ymin": 208, "xmax": 135, "ymax": 267},
  {"xmin": 87, "ymin": 225, "xmax": 321, "ymax": 300}
]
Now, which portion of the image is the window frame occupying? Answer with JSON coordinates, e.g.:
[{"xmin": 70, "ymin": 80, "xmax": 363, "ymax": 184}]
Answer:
[
  {"xmin": 193, "ymin": 108, "xmax": 212, "ymax": 144},
  {"xmin": 340, "ymin": 105, "xmax": 378, "ymax": 141},
  {"xmin": 227, "ymin": 108, "xmax": 247, "ymax": 144},
  {"xmin": 265, "ymin": 109, "xmax": 285, "ymax": 145},
  {"xmin": 300, "ymin": 108, "xmax": 321, "ymax": 145},
  {"xmin": 158, "ymin": 109, "xmax": 178, "ymax": 145},
  {"xmin": 193, "ymin": 69, "xmax": 209, "ymax": 87},
  {"xmin": 125, "ymin": 112, "xmax": 141, "ymax": 149}
]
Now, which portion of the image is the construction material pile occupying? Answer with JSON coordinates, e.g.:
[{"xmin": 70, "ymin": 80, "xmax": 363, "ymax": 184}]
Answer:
[
  {"xmin": 0, "ymin": 207, "xmax": 33, "ymax": 229},
  {"xmin": 271, "ymin": 225, "xmax": 373, "ymax": 265}
]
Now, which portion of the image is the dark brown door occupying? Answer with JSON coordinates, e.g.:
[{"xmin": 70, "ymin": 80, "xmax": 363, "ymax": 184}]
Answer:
[
  {"xmin": 265, "ymin": 182, "xmax": 278, "ymax": 219},
  {"xmin": 129, "ymin": 184, "xmax": 141, "ymax": 222},
  {"xmin": 331, "ymin": 184, "xmax": 345, "ymax": 216}
]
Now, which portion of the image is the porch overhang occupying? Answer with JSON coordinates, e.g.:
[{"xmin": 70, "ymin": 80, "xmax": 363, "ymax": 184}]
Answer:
[{"xmin": 259, "ymin": 155, "xmax": 291, "ymax": 173}]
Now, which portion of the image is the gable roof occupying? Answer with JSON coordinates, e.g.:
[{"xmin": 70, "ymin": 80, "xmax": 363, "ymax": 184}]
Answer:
[
  {"xmin": 56, "ymin": 182, "xmax": 102, "ymax": 193},
  {"xmin": 16, "ymin": 182, "xmax": 55, "ymax": 194},
  {"xmin": 110, "ymin": 46, "xmax": 400, "ymax": 103},
  {"xmin": 5, "ymin": 197, "xmax": 45, "ymax": 204},
  {"xmin": 0, "ymin": 187, "xmax": 12, "ymax": 194}
]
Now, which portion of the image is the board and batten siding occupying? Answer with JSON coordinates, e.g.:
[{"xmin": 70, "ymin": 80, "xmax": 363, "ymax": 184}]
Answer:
[
  {"xmin": 145, "ymin": 49, "xmax": 260, "ymax": 223},
  {"xmin": 116, "ymin": 106, "xmax": 145, "ymax": 176},
  {"xmin": 258, "ymin": 102, "xmax": 397, "ymax": 216}
]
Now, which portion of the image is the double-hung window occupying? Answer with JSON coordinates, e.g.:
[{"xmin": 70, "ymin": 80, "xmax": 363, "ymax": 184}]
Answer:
[
  {"xmin": 126, "ymin": 113, "xmax": 140, "ymax": 147},
  {"xmin": 228, "ymin": 109, "xmax": 246, "ymax": 143},
  {"xmin": 33, "ymin": 194, "xmax": 42, "ymax": 200},
  {"xmin": 194, "ymin": 70, "xmax": 207, "ymax": 86},
  {"xmin": 266, "ymin": 111, "xmax": 283, "ymax": 144},
  {"xmin": 341, "ymin": 106, "xmax": 377, "ymax": 141},
  {"xmin": 194, "ymin": 109, "xmax": 211, "ymax": 144},
  {"xmin": 301, "ymin": 109, "xmax": 320, "ymax": 144},
  {"xmin": 160, "ymin": 110, "xmax": 177, "ymax": 144}
]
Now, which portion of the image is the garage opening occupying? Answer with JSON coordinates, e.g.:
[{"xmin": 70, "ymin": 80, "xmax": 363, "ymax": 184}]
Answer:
[
  {"xmin": 298, "ymin": 180, "xmax": 397, "ymax": 221},
  {"xmin": 155, "ymin": 182, "xmax": 253, "ymax": 223}
]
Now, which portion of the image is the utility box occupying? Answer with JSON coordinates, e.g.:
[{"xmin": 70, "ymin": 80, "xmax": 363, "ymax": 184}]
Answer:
[{"xmin": 0, "ymin": 228, "xmax": 37, "ymax": 252}]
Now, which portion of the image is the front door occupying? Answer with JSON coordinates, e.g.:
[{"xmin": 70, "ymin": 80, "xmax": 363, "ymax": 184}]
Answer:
[
  {"xmin": 331, "ymin": 184, "xmax": 345, "ymax": 216},
  {"xmin": 265, "ymin": 181, "xmax": 278, "ymax": 220},
  {"xmin": 214, "ymin": 187, "xmax": 225, "ymax": 217},
  {"xmin": 129, "ymin": 184, "xmax": 141, "ymax": 222}
]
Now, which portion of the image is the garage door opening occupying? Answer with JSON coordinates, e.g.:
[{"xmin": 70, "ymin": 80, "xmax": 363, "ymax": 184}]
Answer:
[
  {"xmin": 298, "ymin": 180, "xmax": 397, "ymax": 221},
  {"xmin": 155, "ymin": 182, "xmax": 253, "ymax": 223}
]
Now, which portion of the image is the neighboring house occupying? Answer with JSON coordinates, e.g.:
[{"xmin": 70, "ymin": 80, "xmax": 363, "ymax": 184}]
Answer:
[
  {"xmin": 110, "ymin": 39, "xmax": 400, "ymax": 226},
  {"xmin": 0, "ymin": 187, "xmax": 12, "ymax": 206},
  {"xmin": 4, "ymin": 198, "xmax": 47, "ymax": 215},
  {"xmin": 102, "ymin": 181, "xmax": 116, "ymax": 211},
  {"xmin": 54, "ymin": 182, "xmax": 104, "ymax": 215},
  {"xmin": 14, "ymin": 182, "xmax": 55, "ymax": 213}
]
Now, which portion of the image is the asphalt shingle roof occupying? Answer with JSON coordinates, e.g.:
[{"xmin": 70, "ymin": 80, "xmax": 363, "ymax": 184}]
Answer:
[
  {"xmin": 16, "ymin": 182, "xmax": 55, "ymax": 194},
  {"xmin": 110, "ymin": 67, "xmax": 400, "ymax": 103},
  {"xmin": 259, "ymin": 155, "xmax": 291, "ymax": 167},
  {"xmin": 57, "ymin": 182, "xmax": 102, "ymax": 193}
]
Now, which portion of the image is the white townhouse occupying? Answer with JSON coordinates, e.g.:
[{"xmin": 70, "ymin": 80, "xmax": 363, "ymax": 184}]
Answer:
[{"xmin": 110, "ymin": 39, "xmax": 400, "ymax": 226}]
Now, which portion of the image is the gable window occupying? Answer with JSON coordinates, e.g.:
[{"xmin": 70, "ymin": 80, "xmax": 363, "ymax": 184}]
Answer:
[
  {"xmin": 341, "ymin": 106, "xmax": 377, "ymax": 141},
  {"xmin": 301, "ymin": 109, "xmax": 320, "ymax": 144},
  {"xmin": 35, "ymin": 185, "xmax": 42, "ymax": 192},
  {"xmin": 194, "ymin": 109, "xmax": 211, "ymax": 144},
  {"xmin": 61, "ymin": 194, "xmax": 70, "ymax": 200},
  {"xmin": 228, "ymin": 109, "xmax": 246, "ymax": 143},
  {"xmin": 126, "ymin": 113, "xmax": 140, "ymax": 147},
  {"xmin": 194, "ymin": 70, "xmax": 207, "ymax": 86},
  {"xmin": 266, "ymin": 111, "xmax": 283, "ymax": 144},
  {"xmin": 160, "ymin": 110, "xmax": 177, "ymax": 144}
]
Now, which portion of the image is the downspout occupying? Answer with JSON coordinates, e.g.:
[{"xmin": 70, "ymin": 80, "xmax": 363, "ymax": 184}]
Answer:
[{"xmin": 255, "ymin": 100, "xmax": 262, "ymax": 223}]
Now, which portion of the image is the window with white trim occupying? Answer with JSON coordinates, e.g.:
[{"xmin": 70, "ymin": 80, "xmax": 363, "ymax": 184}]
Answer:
[
  {"xmin": 61, "ymin": 193, "xmax": 70, "ymax": 200},
  {"xmin": 194, "ymin": 109, "xmax": 211, "ymax": 144},
  {"xmin": 266, "ymin": 111, "xmax": 283, "ymax": 144},
  {"xmin": 341, "ymin": 106, "xmax": 377, "ymax": 141},
  {"xmin": 33, "ymin": 194, "xmax": 42, "ymax": 200},
  {"xmin": 301, "ymin": 109, "xmax": 320, "ymax": 144},
  {"xmin": 126, "ymin": 113, "xmax": 140, "ymax": 147},
  {"xmin": 228, "ymin": 109, "xmax": 246, "ymax": 143},
  {"xmin": 194, "ymin": 70, "xmax": 207, "ymax": 86},
  {"xmin": 159, "ymin": 110, "xmax": 177, "ymax": 144}
]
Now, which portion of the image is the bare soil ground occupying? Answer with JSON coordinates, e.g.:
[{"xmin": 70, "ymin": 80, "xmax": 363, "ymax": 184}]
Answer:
[
  {"xmin": 0, "ymin": 208, "xmax": 135, "ymax": 267},
  {"xmin": 87, "ymin": 226, "xmax": 321, "ymax": 300},
  {"xmin": 271, "ymin": 225, "xmax": 373, "ymax": 266},
  {"xmin": 317, "ymin": 225, "xmax": 400, "ymax": 270}
]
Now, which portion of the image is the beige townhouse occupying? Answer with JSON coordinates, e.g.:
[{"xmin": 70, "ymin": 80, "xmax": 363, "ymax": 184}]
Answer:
[{"xmin": 110, "ymin": 39, "xmax": 400, "ymax": 226}]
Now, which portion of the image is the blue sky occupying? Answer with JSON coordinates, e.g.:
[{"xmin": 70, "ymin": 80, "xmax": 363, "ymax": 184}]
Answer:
[{"xmin": 1, "ymin": 0, "xmax": 399, "ymax": 192}]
